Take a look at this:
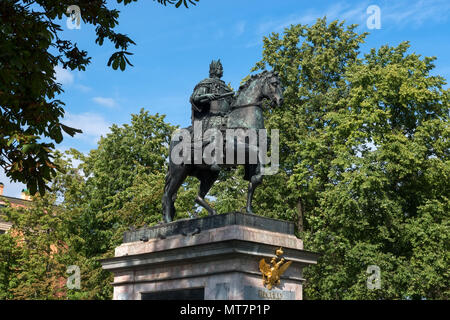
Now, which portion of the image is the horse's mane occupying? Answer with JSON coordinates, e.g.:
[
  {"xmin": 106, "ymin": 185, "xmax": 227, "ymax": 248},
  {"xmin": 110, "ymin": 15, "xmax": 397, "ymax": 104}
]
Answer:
[{"xmin": 237, "ymin": 70, "xmax": 271, "ymax": 94}]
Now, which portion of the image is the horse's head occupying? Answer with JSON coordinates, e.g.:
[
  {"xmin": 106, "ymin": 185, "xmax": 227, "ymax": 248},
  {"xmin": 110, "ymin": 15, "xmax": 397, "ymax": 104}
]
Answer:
[{"xmin": 261, "ymin": 71, "xmax": 284, "ymax": 108}]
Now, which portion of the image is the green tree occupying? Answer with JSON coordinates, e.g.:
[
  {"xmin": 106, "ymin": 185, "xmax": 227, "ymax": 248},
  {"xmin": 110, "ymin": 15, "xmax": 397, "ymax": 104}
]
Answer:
[
  {"xmin": 0, "ymin": 109, "xmax": 194, "ymax": 299},
  {"xmin": 0, "ymin": 229, "xmax": 21, "ymax": 299},
  {"xmin": 248, "ymin": 18, "xmax": 449, "ymax": 299},
  {"xmin": 252, "ymin": 19, "xmax": 368, "ymax": 230},
  {"xmin": 60, "ymin": 109, "xmax": 201, "ymax": 298},
  {"xmin": 57, "ymin": 110, "xmax": 176, "ymax": 298},
  {"xmin": 0, "ymin": 191, "xmax": 70, "ymax": 299},
  {"xmin": 81, "ymin": 109, "xmax": 175, "ymax": 245},
  {"xmin": 0, "ymin": 0, "xmax": 199, "ymax": 196}
]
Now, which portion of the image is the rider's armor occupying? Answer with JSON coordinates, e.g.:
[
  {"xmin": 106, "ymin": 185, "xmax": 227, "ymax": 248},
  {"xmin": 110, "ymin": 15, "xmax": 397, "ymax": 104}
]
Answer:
[
  {"xmin": 190, "ymin": 60, "xmax": 233, "ymax": 132},
  {"xmin": 190, "ymin": 61, "xmax": 233, "ymax": 138},
  {"xmin": 189, "ymin": 60, "xmax": 234, "ymax": 170}
]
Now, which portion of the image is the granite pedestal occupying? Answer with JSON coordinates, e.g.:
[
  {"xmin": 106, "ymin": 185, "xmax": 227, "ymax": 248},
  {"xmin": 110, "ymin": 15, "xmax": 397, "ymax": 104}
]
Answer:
[{"xmin": 100, "ymin": 212, "xmax": 319, "ymax": 300}]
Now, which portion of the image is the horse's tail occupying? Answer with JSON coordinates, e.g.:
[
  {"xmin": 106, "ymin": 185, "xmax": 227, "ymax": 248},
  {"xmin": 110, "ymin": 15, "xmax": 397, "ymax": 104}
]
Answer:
[
  {"xmin": 162, "ymin": 172, "xmax": 171, "ymax": 215},
  {"xmin": 163, "ymin": 161, "xmax": 172, "ymax": 198},
  {"xmin": 162, "ymin": 167, "xmax": 174, "ymax": 222},
  {"xmin": 162, "ymin": 139, "xmax": 174, "ymax": 211}
]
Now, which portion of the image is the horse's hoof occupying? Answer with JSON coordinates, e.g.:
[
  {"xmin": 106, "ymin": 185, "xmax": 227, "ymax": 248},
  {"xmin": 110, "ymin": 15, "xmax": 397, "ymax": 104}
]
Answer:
[
  {"xmin": 210, "ymin": 164, "xmax": 220, "ymax": 172},
  {"xmin": 246, "ymin": 209, "xmax": 256, "ymax": 215}
]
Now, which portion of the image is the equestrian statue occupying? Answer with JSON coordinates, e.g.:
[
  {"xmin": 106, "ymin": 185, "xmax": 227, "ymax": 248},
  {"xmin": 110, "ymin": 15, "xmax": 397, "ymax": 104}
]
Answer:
[{"xmin": 162, "ymin": 59, "xmax": 283, "ymax": 223}]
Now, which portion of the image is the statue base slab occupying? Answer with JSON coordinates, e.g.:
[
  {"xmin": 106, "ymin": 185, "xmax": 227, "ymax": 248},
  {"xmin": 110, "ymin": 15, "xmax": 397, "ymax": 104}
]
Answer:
[{"xmin": 100, "ymin": 212, "xmax": 319, "ymax": 300}]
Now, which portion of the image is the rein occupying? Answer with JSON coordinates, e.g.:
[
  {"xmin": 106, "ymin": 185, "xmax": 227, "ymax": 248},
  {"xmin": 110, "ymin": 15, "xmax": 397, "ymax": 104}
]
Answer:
[
  {"xmin": 231, "ymin": 101, "xmax": 263, "ymax": 110},
  {"xmin": 208, "ymin": 101, "xmax": 264, "ymax": 117}
]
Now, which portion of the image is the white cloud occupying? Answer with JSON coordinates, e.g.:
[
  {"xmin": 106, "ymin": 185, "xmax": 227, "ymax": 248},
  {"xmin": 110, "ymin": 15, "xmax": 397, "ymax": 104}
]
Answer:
[
  {"xmin": 235, "ymin": 21, "xmax": 246, "ymax": 36},
  {"xmin": 0, "ymin": 111, "xmax": 108, "ymax": 198},
  {"xmin": 0, "ymin": 169, "xmax": 26, "ymax": 199},
  {"xmin": 257, "ymin": 13, "xmax": 315, "ymax": 35},
  {"xmin": 246, "ymin": 1, "xmax": 373, "ymax": 48},
  {"xmin": 76, "ymin": 84, "xmax": 92, "ymax": 93},
  {"xmin": 382, "ymin": 0, "xmax": 450, "ymax": 28},
  {"xmin": 56, "ymin": 147, "xmax": 85, "ymax": 170},
  {"xmin": 334, "ymin": 2, "xmax": 369, "ymax": 23},
  {"xmin": 255, "ymin": 0, "xmax": 450, "ymax": 40},
  {"xmin": 257, "ymin": 2, "xmax": 369, "ymax": 36},
  {"xmin": 92, "ymin": 97, "xmax": 117, "ymax": 108},
  {"xmin": 214, "ymin": 29, "xmax": 225, "ymax": 40},
  {"xmin": 54, "ymin": 65, "xmax": 74, "ymax": 86},
  {"xmin": 62, "ymin": 112, "xmax": 111, "ymax": 144}
]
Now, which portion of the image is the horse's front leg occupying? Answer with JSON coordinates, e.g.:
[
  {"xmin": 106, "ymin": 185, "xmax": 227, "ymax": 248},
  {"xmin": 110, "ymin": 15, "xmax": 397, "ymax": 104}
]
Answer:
[
  {"xmin": 195, "ymin": 196, "xmax": 217, "ymax": 216},
  {"xmin": 195, "ymin": 169, "xmax": 220, "ymax": 216},
  {"xmin": 246, "ymin": 169, "xmax": 262, "ymax": 214}
]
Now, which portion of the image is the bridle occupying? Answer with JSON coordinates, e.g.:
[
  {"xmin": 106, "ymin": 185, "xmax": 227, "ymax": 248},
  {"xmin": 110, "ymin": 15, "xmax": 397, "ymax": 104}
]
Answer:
[
  {"xmin": 231, "ymin": 101, "xmax": 263, "ymax": 110},
  {"xmin": 231, "ymin": 75, "xmax": 279, "ymax": 111}
]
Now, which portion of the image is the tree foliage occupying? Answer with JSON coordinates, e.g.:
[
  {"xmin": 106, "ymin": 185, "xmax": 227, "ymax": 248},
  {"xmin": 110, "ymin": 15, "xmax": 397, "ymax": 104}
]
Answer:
[
  {"xmin": 0, "ymin": 0, "xmax": 199, "ymax": 196},
  {"xmin": 0, "ymin": 110, "xmax": 193, "ymax": 299},
  {"xmin": 1, "ymin": 16, "xmax": 448, "ymax": 300},
  {"xmin": 249, "ymin": 18, "xmax": 449, "ymax": 299},
  {"xmin": 80, "ymin": 110, "xmax": 175, "ymax": 250},
  {"xmin": 0, "ymin": 192, "xmax": 70, "ymax": 299}
]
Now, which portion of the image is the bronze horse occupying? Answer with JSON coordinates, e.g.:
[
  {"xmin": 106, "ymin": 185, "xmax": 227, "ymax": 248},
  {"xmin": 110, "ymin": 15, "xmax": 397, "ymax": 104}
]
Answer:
[{"xmin": 162, "ymin": 71, "xmax": 283, "ymax": 223}]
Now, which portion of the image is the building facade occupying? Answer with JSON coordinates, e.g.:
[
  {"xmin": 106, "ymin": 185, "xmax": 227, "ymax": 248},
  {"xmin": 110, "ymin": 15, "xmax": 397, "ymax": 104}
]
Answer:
[{"xmin": 0, "ymin": 183, "xmax": 32, "ymax": 234}]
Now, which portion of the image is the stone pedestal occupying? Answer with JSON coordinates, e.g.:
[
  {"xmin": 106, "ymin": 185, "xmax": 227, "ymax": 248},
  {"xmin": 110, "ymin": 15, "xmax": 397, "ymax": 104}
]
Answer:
[{"xmin": 100, "ymin": 212, "xmax": 319, "ymax": 300}]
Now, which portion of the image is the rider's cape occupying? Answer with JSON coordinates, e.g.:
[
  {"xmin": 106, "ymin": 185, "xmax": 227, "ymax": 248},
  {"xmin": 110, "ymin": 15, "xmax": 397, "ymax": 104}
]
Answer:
[{"xmin": 190, "ymin": 78, "xmax": 232, "ymax": 120}]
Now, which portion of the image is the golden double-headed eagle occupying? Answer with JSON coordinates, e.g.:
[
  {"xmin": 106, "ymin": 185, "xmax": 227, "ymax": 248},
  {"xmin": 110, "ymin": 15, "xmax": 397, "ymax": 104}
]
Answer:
[{"xmin": 259, "ymin": 247, "xmax": 292, "ymax": 290}]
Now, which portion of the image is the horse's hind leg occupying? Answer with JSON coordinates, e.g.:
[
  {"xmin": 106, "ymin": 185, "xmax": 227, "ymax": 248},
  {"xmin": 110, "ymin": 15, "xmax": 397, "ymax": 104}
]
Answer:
[
  {"xmin": 162, "ymin": 165, "xmax": 188, "ymax": 223},
  {"xmin": 246, "ymin": 164, "xmax": 263, "ymax": 214},
  {"xmin": 195, "ymin": 169, "xmax": 219, "ymax": 216}
]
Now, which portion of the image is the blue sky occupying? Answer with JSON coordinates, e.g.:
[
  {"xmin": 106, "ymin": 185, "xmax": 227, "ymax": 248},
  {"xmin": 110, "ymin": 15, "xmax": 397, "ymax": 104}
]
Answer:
[{"xmin": 2, "ymin": 0, "xmax": 450, "ymax": 197}]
